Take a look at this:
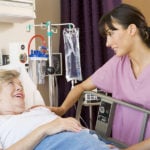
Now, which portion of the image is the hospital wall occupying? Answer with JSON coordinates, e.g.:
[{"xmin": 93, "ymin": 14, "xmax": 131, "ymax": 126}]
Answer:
[
  {"xmin": 123, "ymin": 0, "xmax": 150, "ymax": 25},
  {"xmin": 0, "ymin": 0, "xmax": 60, "ymax": 55},
  {"xmin": 35, "ymin": 0, "xmax": 60, "ymax": 105},
  {"xmin": 35, "ymin": 0, "xmax": 60, "ymax": 52},
  {"xmin": 0, "ymin": 21, "xmax": 35, "ymax": 55}
]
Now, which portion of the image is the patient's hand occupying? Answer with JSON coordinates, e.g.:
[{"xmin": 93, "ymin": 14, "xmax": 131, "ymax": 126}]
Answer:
[
  {"xmin": 108, "ymin": 144, "xmax": 120, "ymax": 149},
  {"xmin": 50, "ymin": 106, "xmax": 65, "ymax": 116},
  {"xmin": 44, "ymin": 117, "xmax": 83, "ymax": 135}
]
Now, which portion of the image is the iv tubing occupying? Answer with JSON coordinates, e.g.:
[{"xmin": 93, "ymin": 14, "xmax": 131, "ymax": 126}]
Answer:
[{"xmin": 28, "ymin": 34, "xmax": 46, "ymax": 56}]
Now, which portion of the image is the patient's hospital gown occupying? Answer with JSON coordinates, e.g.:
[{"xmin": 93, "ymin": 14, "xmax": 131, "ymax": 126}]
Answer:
[
  {"xmin": 91, "ymin": 55, "xmax": 150, "ymax": 145},
  {"xmin": 0, "ymin": 107, "xmax": 110, "ymax": 150}
]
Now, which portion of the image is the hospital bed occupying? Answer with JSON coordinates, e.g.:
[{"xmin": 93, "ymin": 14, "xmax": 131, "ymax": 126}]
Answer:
[{"xmin": 76, "ymin": 91, "xmax": 150, "ymax": 148}]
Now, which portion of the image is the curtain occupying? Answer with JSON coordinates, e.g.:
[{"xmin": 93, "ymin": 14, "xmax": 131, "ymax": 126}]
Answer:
[{"xmin": 58, "ymin": 0, "xmax": 121, "ymax": 128}]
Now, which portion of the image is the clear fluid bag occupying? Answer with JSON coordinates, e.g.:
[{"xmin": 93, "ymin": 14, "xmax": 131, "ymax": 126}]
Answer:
[{"xmin": 63, "ymin": 28, "xmax": 82, "ymax": 82}]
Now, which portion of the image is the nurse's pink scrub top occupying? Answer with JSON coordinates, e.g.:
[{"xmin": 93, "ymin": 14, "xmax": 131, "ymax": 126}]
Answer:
[{"xmin": 91, "ymin": 55, "xmax": 150, "ymax": 145}]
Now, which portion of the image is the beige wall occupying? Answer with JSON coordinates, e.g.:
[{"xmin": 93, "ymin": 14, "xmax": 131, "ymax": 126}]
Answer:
[
  {"xmin": 0, "ymin": 0, "xmax": 35, "ymax": 54},
  {"xmin": 123, "ymin": 0, "xmax": 150, "ymax": 25},
  {"xmin": 0, "ymin": 20, "xmax": 35, "ymax": 54},
  {"xmin": 35, "ymin": 0, "xmax": 60, "ymax": 52},
  {"xmin": 35, "ymin": 0, "xmax": 61, "ymax": 105},
  {"xmin": 0, "ymin": 0, "xmax": 60, "ymax": 56}
]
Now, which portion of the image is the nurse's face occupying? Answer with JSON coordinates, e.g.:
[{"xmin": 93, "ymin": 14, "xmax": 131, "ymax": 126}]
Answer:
[
  {"xmin": 105, "ymin": 22, "xmax": 133, "ymax": 57},
  {"xmin": 0, "ymin": 78, "xmax": 25, "ymax": 115}
]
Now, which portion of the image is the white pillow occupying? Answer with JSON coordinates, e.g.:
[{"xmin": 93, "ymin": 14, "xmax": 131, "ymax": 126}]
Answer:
[{"xmin": 0, "ymin": 64, "xmax": 45, "ymax": 108}]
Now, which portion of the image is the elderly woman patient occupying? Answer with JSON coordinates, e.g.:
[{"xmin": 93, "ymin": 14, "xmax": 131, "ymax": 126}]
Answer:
[{"xmin": 0, "ymin": 69, "xmax": 114, "ymax": 150}]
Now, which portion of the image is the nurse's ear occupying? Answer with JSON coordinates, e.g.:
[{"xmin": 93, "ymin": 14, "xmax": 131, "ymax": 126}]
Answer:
[{"xmin": 127, "ymin": 24, "xmax": 137, "ymax": 36}]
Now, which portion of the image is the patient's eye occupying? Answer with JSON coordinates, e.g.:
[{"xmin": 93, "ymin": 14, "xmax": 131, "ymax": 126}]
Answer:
[
  {"xmin": 6, "ymin": 79, "xmax": 24, "ymax": 90},
  {"xmin": 7, "ymin": 80, "xmax": 15, "ymax": 86},
  {"xmin": 8, "ymin": 81, "xmax": 14, "ymax": 85}
]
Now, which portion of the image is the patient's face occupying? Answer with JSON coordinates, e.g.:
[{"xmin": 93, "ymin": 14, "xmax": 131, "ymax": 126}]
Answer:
[{"xmin": 0, "ymin": 78, "xmax": 25, "ymax": 115}]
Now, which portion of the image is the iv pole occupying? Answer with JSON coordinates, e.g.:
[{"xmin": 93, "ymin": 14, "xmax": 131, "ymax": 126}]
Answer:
[{"xmin": 27, "ymin": 21, "xmax": 75, "ymax": 106}]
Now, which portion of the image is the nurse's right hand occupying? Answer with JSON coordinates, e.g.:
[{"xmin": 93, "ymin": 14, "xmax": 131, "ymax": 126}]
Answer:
[{"xmin": 50, "ymin": 106, "xmax": 65, "ymax": 116}]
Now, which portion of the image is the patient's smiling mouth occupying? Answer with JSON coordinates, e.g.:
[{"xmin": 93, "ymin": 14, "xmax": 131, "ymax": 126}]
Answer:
[{"xmin": 14, "ymin": 92, "xmax": 24, "ymax": 99}]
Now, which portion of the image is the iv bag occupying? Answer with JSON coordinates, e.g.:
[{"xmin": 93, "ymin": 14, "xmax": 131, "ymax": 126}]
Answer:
[{"xmin": 63, "ymin": 28, "xmax": 82, "ymax": 82}]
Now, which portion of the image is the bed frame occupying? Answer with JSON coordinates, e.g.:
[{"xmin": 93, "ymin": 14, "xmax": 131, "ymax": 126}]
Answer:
[{"xmin": 75, "ymin": 91, "xmax": 150, "ymax": 148}]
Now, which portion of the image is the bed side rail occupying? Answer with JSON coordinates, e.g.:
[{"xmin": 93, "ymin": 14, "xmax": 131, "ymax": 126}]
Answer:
[{"xmin": 75, "ymin": 91, "xmax": 150, "ymax": 148}]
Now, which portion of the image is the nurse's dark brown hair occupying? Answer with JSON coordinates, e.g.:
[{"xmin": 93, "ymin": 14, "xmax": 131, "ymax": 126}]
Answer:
[{"xmin": 99, "ymin": 3, "xmax": 150, "ymax": 47}]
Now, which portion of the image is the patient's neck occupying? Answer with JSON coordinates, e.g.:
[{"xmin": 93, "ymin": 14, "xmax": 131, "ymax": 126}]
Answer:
[{"xmin": 0, "ymin": 111, "xmax": 24, "ymax": 115}]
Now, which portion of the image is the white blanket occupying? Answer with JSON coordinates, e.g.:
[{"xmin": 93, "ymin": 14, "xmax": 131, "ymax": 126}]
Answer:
[{"xmin": 0, "ymin": 107, "xmax": 58, "ymax": 149}]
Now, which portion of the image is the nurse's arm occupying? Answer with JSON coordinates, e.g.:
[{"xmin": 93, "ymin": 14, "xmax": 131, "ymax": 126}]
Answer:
[
  {"xmin": 125, "ymin": 138, "xmax": 150, "ymax": 150},
  {"xmin": 50, "ymin": 77, "xmax": 96, "ymax": 116}
]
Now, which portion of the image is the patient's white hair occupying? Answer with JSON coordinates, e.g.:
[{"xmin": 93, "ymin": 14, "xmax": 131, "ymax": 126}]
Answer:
[{"xmin": 0, "ymin": 69, "xmax": 20, "ymax": 84}]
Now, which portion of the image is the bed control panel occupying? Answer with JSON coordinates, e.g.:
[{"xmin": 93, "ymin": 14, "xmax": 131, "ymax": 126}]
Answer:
[
  {"xmin": 95, "ymin": 99, "xmax": 116, "ymax": 137},
  {"xmin": 84, "ymin": 89, "xmax": 105, "ymax": 103}
]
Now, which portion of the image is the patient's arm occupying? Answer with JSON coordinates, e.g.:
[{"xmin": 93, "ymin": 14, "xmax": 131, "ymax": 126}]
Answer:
[
  {"xmin": 124, "ymin": 138, "xmax": 150, "ymax": 150},
  {"xmin": 50, "ymin": 77, "xmax": 96, "ymax": 116},
  {"xmin": 6, "ymin": 117, "xmax": 82, "ymax": 150}
]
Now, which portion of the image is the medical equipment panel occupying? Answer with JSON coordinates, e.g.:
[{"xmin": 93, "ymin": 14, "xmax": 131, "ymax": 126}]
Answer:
[
  {"xmin": 9, "ymin": 42, "xmax": 28, "ymax": 68},
  {"xmin": 95, "ymin": 99, "xmax": 116, "ymax": 137},
  {"xmin": 84, "ymin": 89, "xmax": 101, "ymax": 103}
]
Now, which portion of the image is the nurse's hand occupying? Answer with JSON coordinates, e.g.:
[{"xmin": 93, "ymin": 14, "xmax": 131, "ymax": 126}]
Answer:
[{"xmin": 50, "ymin": 106, "xmax": 65, "ymax": 116}]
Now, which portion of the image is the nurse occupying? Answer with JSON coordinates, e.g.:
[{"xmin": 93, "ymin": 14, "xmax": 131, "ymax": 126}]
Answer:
[{"xmin": 51, "ymin": 3, "xmax": 150, "ymax": 146}]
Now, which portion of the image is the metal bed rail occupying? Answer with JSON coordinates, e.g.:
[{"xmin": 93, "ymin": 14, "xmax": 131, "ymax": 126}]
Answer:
[{"xmin": 75, "ymin": 91, "xmax": 150, "ymax": 148}]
